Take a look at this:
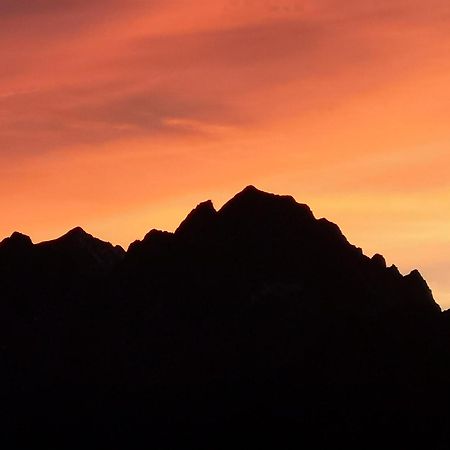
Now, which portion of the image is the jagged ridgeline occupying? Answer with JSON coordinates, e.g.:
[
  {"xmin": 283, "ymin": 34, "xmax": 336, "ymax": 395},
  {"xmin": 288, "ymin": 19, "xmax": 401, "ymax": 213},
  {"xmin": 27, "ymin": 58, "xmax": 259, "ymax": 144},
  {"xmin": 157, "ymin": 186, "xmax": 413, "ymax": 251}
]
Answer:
[{"xmin": 0, "ymin": 186, "xmax": 449, "ymax": 449}]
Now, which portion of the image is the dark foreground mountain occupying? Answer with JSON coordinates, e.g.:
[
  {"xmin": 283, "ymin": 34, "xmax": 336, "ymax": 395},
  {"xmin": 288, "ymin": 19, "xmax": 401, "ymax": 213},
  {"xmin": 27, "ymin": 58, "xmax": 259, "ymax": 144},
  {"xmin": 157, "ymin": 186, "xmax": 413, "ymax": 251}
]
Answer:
[{"xmin": 1, "ymin": 186, "xmax": 449, "ymax": 449}]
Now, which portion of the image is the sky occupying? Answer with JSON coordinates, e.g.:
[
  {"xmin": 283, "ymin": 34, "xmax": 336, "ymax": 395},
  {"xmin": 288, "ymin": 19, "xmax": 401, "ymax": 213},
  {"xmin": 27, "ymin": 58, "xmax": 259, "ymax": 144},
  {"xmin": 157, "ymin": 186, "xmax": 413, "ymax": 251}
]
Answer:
[{"xmin": 1, "ymin": 0, "xmax": 449, "ymax": 307}]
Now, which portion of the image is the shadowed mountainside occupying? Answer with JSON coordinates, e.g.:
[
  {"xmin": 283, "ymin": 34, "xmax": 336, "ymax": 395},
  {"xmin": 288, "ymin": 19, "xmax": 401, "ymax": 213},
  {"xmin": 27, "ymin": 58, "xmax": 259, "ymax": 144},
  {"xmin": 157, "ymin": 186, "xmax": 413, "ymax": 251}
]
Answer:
[{"xmin": 0, "ymin": 186, "xmax": 449, "ymax": 449}]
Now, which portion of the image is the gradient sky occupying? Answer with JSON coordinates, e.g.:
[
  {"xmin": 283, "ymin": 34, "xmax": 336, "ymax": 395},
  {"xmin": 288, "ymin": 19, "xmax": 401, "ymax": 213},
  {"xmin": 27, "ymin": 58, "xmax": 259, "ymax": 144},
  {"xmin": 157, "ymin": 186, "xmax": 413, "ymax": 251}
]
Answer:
[{"xmin": 1, "ymin": 0, "xmax": 449, "ymax": 307}]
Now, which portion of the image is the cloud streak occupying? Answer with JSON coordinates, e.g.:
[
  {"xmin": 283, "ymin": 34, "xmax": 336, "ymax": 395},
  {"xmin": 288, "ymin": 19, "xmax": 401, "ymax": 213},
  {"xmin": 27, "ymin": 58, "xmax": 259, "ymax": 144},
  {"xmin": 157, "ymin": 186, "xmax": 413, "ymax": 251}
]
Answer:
[
  {"xmin": 1, "ymin": 0, "xmax": 450, "ymax": 304},
  {"xmin": 2, "ymin": 0, "xmax": 449, "ymax": 154}
]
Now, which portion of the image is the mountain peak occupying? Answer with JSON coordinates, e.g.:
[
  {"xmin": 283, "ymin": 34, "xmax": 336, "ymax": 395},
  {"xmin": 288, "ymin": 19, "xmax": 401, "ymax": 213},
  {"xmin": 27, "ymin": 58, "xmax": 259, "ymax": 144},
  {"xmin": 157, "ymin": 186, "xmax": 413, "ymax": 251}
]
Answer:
[
  {"xmin": 175, "ymin": 200, "xmax": 217, "ymax": 238},
  {"xmin": 371, "ymin": 253, "xmax": 387, "ymax": 269},
  {"xmin": 218, "ymin": 185, "xmax": 314, "ymax": 221},
  {"xmin": 142, "ymin": 229, "xmax": 173, "ymax": 242},
  {"xmin": 54, "ymin": 227, "xmax": 96, "ymax": 245},
  {"xmin": 241, "ymin": 184, "xmax": 261, "ymax": 194},
  {"xmin": 10, "ymin": 231, "xmax": 33, "ymax": 243},
  {"xmin": 191, "ymin": 199, "xmax": 216, "ymax": 215},
  {"xmin": 65, "ymin": 226, "xmax": 89, "ymax": 238},
  {"xmin": 0, "ymin": 231, "xmax": 33, "ymax": 250},
  {"xmin": 231, "ymin": 185, "xmax": 284, "ymax": 201}
]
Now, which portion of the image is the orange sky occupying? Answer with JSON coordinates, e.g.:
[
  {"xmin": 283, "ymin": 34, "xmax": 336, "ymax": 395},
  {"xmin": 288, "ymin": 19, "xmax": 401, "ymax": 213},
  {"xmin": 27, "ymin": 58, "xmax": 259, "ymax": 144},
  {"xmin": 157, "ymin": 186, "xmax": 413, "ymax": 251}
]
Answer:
[{"xmin": 1, "ymin": 0, "xmax": 449, "ymax": 307}]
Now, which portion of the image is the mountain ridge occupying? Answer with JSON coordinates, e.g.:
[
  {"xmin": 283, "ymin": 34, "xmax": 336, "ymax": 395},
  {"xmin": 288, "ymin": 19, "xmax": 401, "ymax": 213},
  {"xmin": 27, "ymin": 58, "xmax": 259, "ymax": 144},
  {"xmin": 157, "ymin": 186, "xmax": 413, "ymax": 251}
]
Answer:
[
  {"xmin": 0, "ymin": 185, "xmax": 435, "ymax": 303},
  {"xmin": 0, "ymin": 185, "xmax": 447, "ymax": 448},
  {"xmin": 0, "ymin": 185, "xmax": 440, "ymax": 317}
]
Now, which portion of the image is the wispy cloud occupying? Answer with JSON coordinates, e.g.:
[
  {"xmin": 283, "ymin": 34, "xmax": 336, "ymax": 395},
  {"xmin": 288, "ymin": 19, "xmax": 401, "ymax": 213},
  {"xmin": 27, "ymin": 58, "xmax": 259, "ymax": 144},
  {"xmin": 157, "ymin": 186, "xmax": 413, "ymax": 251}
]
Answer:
[{"xmin": 1, "ymin": 0, "xmax": 450, "ymax": 304}]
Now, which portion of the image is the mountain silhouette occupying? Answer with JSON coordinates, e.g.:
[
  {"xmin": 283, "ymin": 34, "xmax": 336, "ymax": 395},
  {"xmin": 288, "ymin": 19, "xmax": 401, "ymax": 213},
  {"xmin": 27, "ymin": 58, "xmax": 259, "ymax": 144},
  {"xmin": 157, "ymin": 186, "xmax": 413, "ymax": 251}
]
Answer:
[{"xmin": 0, "ymin": 186, "xmax": 449, "ymax": 449}]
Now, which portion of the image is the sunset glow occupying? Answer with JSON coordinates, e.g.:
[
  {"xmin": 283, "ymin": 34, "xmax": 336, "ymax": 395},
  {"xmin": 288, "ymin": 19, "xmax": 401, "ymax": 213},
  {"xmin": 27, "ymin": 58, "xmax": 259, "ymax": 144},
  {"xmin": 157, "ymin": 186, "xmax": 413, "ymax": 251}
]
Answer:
[{"xmin": 1, "ymin": 1, "xmax": 449, "ymax": 306}]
